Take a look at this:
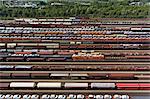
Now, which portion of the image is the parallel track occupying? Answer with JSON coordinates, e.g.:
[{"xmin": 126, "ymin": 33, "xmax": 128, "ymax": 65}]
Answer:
[
  {"xmin": 0, "ymin": 79, "xmax": 150, "ymax": 83},
  {"xmin": 1, "ymin": 71, "xmax": 150, "ymax": 74},
  {"xmin": 1, "ymin": 90, "xmax": 150, "ymax": 94},
  {"xmin": 0, "ymin": 49, "xmax": 149, "ymax": 52},
  {"xmin": 1, "ymin": 62, "xmax": 150, "ymax": 65}
]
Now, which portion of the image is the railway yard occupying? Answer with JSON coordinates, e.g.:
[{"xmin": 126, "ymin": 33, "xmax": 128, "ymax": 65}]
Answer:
[{"xmin": 0, "ymin": 17, "xmax": 150, "ymax": 99}]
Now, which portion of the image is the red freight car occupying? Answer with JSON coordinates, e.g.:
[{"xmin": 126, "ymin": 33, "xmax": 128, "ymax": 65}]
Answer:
[
  {"xmin": 139, "ymin": 83, "xmax": 150, "ymax": 90},
  {"xmin": 116, "ymin": 83, "xmax": 139, "ymax": 90}
]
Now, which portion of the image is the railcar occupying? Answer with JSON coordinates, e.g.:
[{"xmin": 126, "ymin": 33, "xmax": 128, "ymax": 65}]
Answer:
[
  {"xmin": 37, "ymin": 82, "xmax": 61, "ymax": 89},
  {"xmin": 50, "ymin": 73, "xmax": 69, "ymax": 79},
  {"xmin": 37, "ymin": 51, "xmax": 54, "ymax": 55},
  {"xmin": 13, "ymin": 94, "xmax": 22, "ymax": 99},
  {"xmin": 134, "ymin": 74, "xmax": 150, "ymax": 79},
  {"xmin": 31, "ymin": 73, "xmax": 49, "ymax": 78},
  {"xmin": 70, "ymin": 73, "xmax": 88, "ymax": 80},
  {"xmin": 46, "ymin": 58, "xmax": 66, "ymax": 61},
  {"xmin": 11, "ymin": 73, "xmax": 30, "ymax": 79},
  {"xmin": 113, "ymin": 94, "xmax": 122, "ymax": 99},
  {"xmin": 88, "ymin": 73, "xmax": 108, "ymax": 79},
  {"xmin": 26, "ymin": 58, "xmax": 45, "ymax": 62},
  {"xmin": 14, "ymin": 66, "xmax": 32, "ymax": 70},
  {"xmin": 57, "ymin": 95, "xmax": 66, "ymax": 99},
  {"xmin": 4, "ymin": 94, "xmax": 13, "ymax": 99},
  {"xmin": 116, "ymin": 83, "xmax": 139, "ymax": 90},
  {"xmin": 0, "ymin": 66, "xmax": 14, "ymax": 71},
  {"xmin": 64, "ymin": 83, "xmax": 88, "ymax": 89},
  {"xmin": 6, "ymin": 57, "xmax": 24, "ymax": 62},
  {"xmin": 0, "ymin": 83, "xmax": 9, "ymax": 89},
  {"xmin": 41, "ymin": 94, "xmax": 50, "ymax": 99},
  {"xmin": 0, "ymin": 94, "xmax": 5, "ymax": 99},
  {"xmin": 91, "ymin": 83, "xmax": 115, "ymax": 89},
  {"xmin": 23, "ymin": 95, "xmax": 31, "ymax": 99},
  {"xmin": 0, "ymin": 73, "xmax": 11, "ymax": 78},
  {"xmin": 109, "ymin": 74, "xmax": 134, "ymax": 80},
  {"xmin": 10, "ymin": 82, "xmax": 36, "ymax": 88},
  {"xmin": 139, "ymin": 83, "xmax": 150, "ymax": 90},
  {"xmin": 104, "ymin": 95, "xmax": 112, "ymax": 99}
]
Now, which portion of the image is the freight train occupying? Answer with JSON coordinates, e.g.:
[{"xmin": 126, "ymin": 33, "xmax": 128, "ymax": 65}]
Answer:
[
  {"xmin": 1, "ymin": 72, "xmax": 150, "ymax": 80},
  {"xmin": 1, "ymin": 64, "xmax": 150, "ymax": 71},
  {"xmin": 0, "ymin": 82, "xmax": 150, "ymax": 90}
]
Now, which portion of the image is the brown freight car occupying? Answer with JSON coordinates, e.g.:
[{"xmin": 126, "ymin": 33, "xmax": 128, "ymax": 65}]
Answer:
[
  {"xmin": 109, "ymin": 74, "xmax": 134, "ymax": 80},
  {"xmin": 31, "ymin": 73, "xmax": 49, "ymax": 78},
  {"xmin": 12, "ymin": 73, "xmax": 30, "ymax": 78},
  {"xmin": 0, "ymin": 73, "xmax": 11, "ymax": 78},
  {"xmin": 88, "ymin": 73, "xmax": 108, "ymax": 79}
]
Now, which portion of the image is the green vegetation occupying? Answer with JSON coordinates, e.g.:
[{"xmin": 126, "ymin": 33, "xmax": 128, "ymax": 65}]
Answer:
[{"xmin": 0, "ymin": 0, "xmax": 149, "ymax": 19}]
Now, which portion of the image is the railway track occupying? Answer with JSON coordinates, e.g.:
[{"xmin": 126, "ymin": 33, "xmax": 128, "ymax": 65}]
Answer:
[
  {"xmin": 0, "ymin": 79, "xmax": 149, "ymax": 83},
  {"xmin": 1, "ymin": 90, "xmax": 150, "ymax": 94},
  {"xmin": 1, "ymin": 62, "xmax": 150, "ymax": 65},
  {"xmin": 1, "ymin": 71, "xmax": 150, "ymax": 74},
  {"xmin": 0, "ymin": 49, "xmax": 149, "ymax": 52}
]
